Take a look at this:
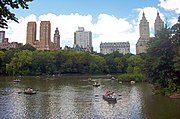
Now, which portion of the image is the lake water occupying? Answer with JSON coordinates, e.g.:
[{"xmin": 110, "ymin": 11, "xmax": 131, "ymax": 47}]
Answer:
[{"xmin": 0, "ymin": 76, "xmax": 179, "ymax": 119}]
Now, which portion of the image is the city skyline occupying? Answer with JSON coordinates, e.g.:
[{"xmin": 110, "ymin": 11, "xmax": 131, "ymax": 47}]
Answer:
[{"xmin": 0, "ymin": 0, "xmax": 179, "ymax": 54}]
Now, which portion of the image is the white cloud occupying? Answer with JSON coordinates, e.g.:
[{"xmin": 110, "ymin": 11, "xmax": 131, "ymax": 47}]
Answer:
[{"xmin": 158, "ymin": 0, "xmax": 180, "ymax": 13}]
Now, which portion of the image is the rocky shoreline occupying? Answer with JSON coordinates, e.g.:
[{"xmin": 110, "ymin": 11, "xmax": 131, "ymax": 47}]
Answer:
[{"xmin": 169, "ymin": 91, "xmax": 180, "ymax": 99}]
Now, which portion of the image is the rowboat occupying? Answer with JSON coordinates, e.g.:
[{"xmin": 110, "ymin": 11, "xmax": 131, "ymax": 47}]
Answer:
[
  {"xmin": 103, "ymin": 95, "xmax": 117, "ymax": 103},
  {"xmin": 93, "ymin": 84, "xmax": 100, "ymax": 87},
  {"xmin": 13, "ymin": 79, "xmax": 21, "ymax": 82},
  {"xmin": 24, "ymin": 89, "xmax": 37, "ymax": 95}
]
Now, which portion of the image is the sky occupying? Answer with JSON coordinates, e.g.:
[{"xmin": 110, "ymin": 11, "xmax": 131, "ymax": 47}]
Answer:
[{"xmin": 1, "ymin": 0, "xmax": 180, "ymax": 54}]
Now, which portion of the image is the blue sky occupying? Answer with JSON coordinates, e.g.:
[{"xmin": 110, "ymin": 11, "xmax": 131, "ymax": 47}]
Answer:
[{"xmin": 2, "ymin": 0, "xmax": 180, "ymax": 53}]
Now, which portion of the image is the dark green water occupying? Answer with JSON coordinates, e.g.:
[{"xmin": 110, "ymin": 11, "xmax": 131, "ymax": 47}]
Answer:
[{"xmin": 0, "ymin": 76, "xmax": 179, "ymax": 119}]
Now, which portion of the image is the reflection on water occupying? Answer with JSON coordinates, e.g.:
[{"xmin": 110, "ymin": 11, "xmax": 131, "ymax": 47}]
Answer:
[{"xmin": 0, "ymin": 76, "xmax": 179, "ymax": 119}]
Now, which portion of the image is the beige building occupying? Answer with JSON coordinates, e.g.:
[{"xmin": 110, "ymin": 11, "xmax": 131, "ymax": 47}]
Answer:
[
  {"xmin": 74, "ymin": 27, "xmax": 93, "ymax": 52},
  {"xmin": 100, "ymin": 42, "xmax": 130, "ymax": 55},
  {"xmin": 54, "ymin": 27, "xmax": 60, "ymax": 50},
  {"xmin": 154, "ymin": 12, "xmax": 164, "ymax": 37},
  {"xmin": 136, "ymin": 12, "xmax": 164, "ymax": 54},
  {"xmin": 40, "ymin": 21, "xmax": 51, "ymax": 50},
  {"xmin": 0, "ymin": 38, "xmax": 23, "ymax": 49},
  {"xmin": 136, "ymin": 12, "xmax": 150, "ymax": 54},
  {"xmin": 0, "ymin": 31, "xmax": 5, "ymax": 43},
  {"xmin": 26, "ymin": 22, "xmax": 36, "ymax": 45},
  {"xmin": 26, "ymin": 21, "xmax": 60, "ymax": 50}
]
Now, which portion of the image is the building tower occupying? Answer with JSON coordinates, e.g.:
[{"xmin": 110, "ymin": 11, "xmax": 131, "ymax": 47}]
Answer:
[
  {"xmin": 136, "ymin": 12, "xmax": 150, "ymax": 54},
  {"xmin": 0, "ymin": 31, "xmax": 5, "ymax": 43},
  {"xmin": 154, "ymin": 12, "xmax": 164, "ymax": 36},
  {"xmin": 26, "ymin": 22, "xmax": 36, "ymax": 45},
  {"xmin": 53, "ymin": 27, "xmax": 60, "ymax": 50},
  {"xmin": 40, "ymin": 21, "xmax": 51, "ymax": 50},
  {"xmin": 74, "ymin": 27, "xmax": 92, "ymax": 52}
]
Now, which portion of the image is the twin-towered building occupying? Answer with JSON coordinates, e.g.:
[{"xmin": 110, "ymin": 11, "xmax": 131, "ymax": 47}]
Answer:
[
  {"xmin": 26, "ymin": 21, "xmax": 60, "ymax": 50},
  {"xmin": 136, "ymin": 12, "xmax": 164, "ymax": 54}
]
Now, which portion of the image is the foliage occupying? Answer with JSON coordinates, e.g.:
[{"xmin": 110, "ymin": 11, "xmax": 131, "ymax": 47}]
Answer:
[
  {"xmin": 0, "ymin": 50, "xmax": 5, "ymax": 74},
  {"xmin": 6, "ymin": 50, "xmax": 33, "ymax": 75},
  {"xmin": 0, "ymin": 47, "xmax": 138, "ymax": 76},
  {"xmin": 118, "ymin": 73, "xmax": 145, "ymax": 82},
  {"xmin": 0, "ymin": 0, "xmax": 33, "ymax": 28},
  {"xmin": 103, "ymin": 51, "xmax": 132, "ymax": 74},
  {"xmin": 18, "ymin": 44, "xmax": 36, "ymax": 51},
  {"xmin": 145, "ymin": 16, "xmax": 180, "ymax": 93}
]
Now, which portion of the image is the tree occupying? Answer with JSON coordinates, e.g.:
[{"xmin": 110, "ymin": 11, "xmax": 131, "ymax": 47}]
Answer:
[
  {"xmin": 6, "ymin": 50, "xmax": 33, "ymax": 75},
  {"xmin": 171, "ymin": 15, "xmax": 180, "ymax": 84},
  {"xmin": 145, "ymin": 17, "xmax": 180, "ymax": 94},
  {"xmin": 90, "ymin": 54, "xmax": 107, "ymax": 74},
  {"xmin": 19, "ymin": 44, "xmax": 36, "ymax": 51},
  {"xmin": 0, "ymin": 0, "xmax": 33, "ymax": 29},
  {"xmin": 0, "ymin": 50, "xmax": 5, "ymax": 74}
]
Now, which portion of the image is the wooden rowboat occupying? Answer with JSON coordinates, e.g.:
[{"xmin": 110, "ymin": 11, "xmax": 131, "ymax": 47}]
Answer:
[
  {"xmin": 93, "ymin": 84, "xmax": 100, "ymax": 87},
  {"xmin": 24, "ymin": 90, "xmax": 37, "ymax": 95},
  {"xmin": 13, "ymin": 79, "xmax": 21, "ymax": 82},
  {"xmin": 103, "ymin": 95, "xmax": 117, "ymax": 103}
]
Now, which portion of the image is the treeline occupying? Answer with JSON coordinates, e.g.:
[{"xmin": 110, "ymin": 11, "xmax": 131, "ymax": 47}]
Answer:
[
  {"xmin": 0, "ymin": 45, "xmax": 144, "ymax": 76},
  {"xmin": 144, "ymin": 16, "xmax": 180, "ymax": 94}
]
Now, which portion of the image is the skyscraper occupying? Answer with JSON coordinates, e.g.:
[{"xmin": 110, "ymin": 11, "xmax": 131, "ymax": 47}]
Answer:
[
  {"xmin": 136, "ymin": 12, "xmax": 150, "ymax": 54},
  {"xmin": 136, "ymin": 12, "xmax": 164, "ymax": 54},
  {"xmin": 26, "ymin": 22, "xmax": 36, "ymax": 45},
  {"xmin": 74, "ymin": 27, "xmax": 92, "ymax": 52},
  {"xmin": 139, "ymin": 12, "xmax": 150, "ymax": 39},
  {"xmin": 53, "ymin": 27, "xmax": 60, "ymax": 50},
  {"xmin": 40, "ymin": 21, "xmax": 51, "ymax": 50},
  {"xmin": 0, "ymin": 31, "xmax": 5, "ymax": 43},
  {"xmin": 154, "ymin": 12, "xmax": 164, "ymax": 36}
]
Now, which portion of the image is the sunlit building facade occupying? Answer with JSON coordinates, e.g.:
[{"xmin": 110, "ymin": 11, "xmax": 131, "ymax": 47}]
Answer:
[
  {"xmin": 0, "ymin": 31, "xmax": 5, "ymax": 43},
  {"xmin": 100, "ymin": 42, "xmax": 130, "ymax": 55},
  {"xmin": 26, "ymin": 21, "xmax": 60, "ymax": 50},
  {"xmin": 136, "ymin": 12, "xmax": 150, "ymax": 54},
  {"xmin": 154, "ymin": 12, "xmax": 164, "ymax": 36},
  {"xmin": 74, "ymin": 27, "xmax": 93, "ymax": 52}
]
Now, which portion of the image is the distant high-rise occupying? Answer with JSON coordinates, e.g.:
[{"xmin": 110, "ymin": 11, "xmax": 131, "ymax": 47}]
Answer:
[
  {"xmin": 136, "ymin": 12, "xmax": 164, "ymax": 54},
  {"xmin": 53, "ymin": 27, "xmax": 60, "ymax": 49},
  {"xmin": 74, "ymin": 27, "xmax": 92, "ymax": 52},
  {"xmin": 154, "ymin": 12, "xmax": 164, "ymax": 36},
  {"xmin": 0, "ymin": 31, "xmax": 5, "ymax": 43},
  {"xmin": 136, "ymin": 12, "xmax": 150, "ymax": 54},
  {"xmin": 40, "ymin": 21, "xmax": 51, "ymax": 50},
  {"xmin": 26, "ymin": 22, "xmax": 36, "ymax": 45},
  {"xmin": 139, "ymin": 12, "xmax": 150, "ymax": 39}
]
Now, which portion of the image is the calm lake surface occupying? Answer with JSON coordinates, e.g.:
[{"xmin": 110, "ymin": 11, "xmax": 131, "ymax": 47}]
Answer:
[{"xmin": 0, "ymin": 76, "xmax": 179, "ymax": 119}]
